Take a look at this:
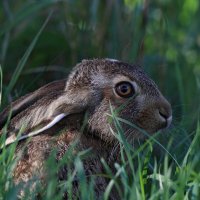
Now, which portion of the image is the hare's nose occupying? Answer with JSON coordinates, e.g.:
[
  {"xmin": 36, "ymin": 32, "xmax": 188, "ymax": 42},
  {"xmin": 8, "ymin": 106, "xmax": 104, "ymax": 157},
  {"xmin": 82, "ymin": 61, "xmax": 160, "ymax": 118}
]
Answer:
[{"xmin": 158, "ymin": 106, "xmax": 172, "ymax": 128}]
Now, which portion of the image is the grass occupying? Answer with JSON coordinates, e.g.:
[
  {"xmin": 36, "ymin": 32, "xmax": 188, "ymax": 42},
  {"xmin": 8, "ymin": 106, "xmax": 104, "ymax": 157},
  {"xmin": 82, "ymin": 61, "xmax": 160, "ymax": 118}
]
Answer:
[
  {"xmin": 0, "ymin": 0, "xmax": 200, "ymax": 199},
  {"xmin": 0, "ymin": 109, "xmax": 200, "ymax": 199}
]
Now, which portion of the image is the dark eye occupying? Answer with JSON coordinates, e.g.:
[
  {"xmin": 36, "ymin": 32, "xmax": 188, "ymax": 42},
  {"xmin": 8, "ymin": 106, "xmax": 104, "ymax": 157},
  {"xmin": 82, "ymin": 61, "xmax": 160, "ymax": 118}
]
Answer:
[{"xmin": 115, "ymin": 81, "xmax": 135, "ymax": 98}]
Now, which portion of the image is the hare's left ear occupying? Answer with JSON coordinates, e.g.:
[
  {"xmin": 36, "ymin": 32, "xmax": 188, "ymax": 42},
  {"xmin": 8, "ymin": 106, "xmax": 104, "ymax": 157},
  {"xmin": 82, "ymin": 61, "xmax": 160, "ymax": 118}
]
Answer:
[
  {"xmin": 4, "ymin": 89, "xmax": 91, "ymax": 147},
  {"xmin": 0, "ymin": 80, "xmax": 66, "ymax": 129},
  {"xmin": 4, "ymin": 113, "xmax": 67, "ymax": 147}
]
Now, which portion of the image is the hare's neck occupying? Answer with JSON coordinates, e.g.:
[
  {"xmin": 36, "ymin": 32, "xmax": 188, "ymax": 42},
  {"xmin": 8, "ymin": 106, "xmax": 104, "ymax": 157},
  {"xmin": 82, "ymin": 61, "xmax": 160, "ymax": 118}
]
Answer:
[
  {"xmin": 79, "ymin": 133, "xmax": 120, "ymax": 173},
  {"xmin": 57, "ymin": 129, "xmax": 120, "ymax": 167}
]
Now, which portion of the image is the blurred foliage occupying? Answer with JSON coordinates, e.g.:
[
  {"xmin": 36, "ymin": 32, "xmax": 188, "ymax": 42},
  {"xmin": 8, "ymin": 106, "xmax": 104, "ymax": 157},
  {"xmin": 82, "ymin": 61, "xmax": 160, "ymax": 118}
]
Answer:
[
  {"xmin": 0, "ymin": 0, "xmax": 200, "ymax": 154},
  {"xmin": 0, "ymin": 0, "xmax": 200, "ymax": 199}
]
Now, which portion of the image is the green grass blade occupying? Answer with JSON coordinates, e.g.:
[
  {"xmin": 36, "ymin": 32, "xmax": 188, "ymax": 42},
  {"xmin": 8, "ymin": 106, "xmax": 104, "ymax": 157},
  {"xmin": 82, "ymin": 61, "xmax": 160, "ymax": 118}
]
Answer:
[
  {"xmin": 175, "ymin": 64, "xmax": 185, "ymax": 118},
  {"xmin": 3, "ymin": 12, "xmax": 53, "ymax": 104},
  {"xmin": 116, "ymin": 117, "xmax": 181, "ymax": 168},
  {"xmin": 0, "ymin": 1, "xmax": 56, "ymax": 37},
  {"xmin": 0, "ymin": 65, "xmax": 2, "ymax": 106}
]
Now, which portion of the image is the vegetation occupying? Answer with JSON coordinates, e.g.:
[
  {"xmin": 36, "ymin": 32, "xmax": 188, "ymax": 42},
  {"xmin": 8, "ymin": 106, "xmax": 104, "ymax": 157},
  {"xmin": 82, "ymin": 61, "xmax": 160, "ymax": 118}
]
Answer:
[{"xmin": 0, "ymin": 0, "xmax": 200, "ymax": 199}]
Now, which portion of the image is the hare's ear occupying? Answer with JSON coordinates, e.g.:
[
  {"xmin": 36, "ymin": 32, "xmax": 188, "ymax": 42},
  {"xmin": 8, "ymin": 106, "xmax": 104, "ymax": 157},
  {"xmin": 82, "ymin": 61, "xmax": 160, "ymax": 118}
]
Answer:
[
  {"xmin": 4, "ymin": 113, "xmax": 67, "ymax": 147},
  {"xmin": 0, "ymin": 80, "xmax": 66, "ymax": 129},
  {"xmin": 4, "ymin": 108, "xmax": 86, "ymax": 147},
  {"xmin": 4, "ymin": 91, "xmax": 90, "ymax": 147}
]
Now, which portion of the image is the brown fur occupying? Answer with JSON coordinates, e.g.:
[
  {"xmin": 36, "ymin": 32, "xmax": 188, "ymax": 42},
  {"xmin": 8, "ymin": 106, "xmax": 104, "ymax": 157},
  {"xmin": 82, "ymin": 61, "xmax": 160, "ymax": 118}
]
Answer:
[{"xmin": 0, "ymin": 58, "xmax": 172, "ymax": 199}]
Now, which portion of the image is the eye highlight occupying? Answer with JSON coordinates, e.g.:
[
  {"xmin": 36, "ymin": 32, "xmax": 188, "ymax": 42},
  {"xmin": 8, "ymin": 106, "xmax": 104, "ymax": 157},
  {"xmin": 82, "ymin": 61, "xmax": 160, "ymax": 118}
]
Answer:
[{"xmin": 115, "ymin": 81, "xmax": 135, "ymax": 98}]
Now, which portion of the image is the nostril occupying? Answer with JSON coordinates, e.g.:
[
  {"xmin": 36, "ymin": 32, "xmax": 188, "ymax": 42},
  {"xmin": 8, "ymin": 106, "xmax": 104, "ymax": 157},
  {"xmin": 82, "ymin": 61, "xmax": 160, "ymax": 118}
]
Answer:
[
  {"xmin": 159, "ymin": 110, "xmax": 168, "ymax": 120},
  {"xmin": 158, "ymin": 105, "xmax": 172, "ymax": 119},
  {"xmin": 155, "ymin": 98, "xmax": 172, "ymax": 129},
  {"xmin": 158, "ymin": 108, "xmax": 172, "ymax": 128}
]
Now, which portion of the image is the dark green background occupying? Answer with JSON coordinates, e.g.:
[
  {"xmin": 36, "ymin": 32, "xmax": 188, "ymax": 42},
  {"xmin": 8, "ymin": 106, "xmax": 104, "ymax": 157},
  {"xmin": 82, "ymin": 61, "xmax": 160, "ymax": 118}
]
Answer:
[{"xmin": 0, "ymin": 0, "xmax": 199, "ymax": 152}]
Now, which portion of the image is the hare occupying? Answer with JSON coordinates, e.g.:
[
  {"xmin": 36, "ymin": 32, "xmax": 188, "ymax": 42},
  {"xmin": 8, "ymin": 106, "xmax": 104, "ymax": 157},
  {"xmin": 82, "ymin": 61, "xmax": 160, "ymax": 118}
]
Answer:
[{"xmin": 0, "ymin": 58, "xmax": 172, "ymax": 198}]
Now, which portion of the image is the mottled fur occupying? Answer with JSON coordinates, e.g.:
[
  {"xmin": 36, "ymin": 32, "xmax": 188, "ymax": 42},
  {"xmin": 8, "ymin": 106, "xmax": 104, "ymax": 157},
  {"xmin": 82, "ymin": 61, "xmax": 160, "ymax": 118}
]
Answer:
[{"xmin": 0, "ymin": 58, "xmax": 172, "ymax": 199}]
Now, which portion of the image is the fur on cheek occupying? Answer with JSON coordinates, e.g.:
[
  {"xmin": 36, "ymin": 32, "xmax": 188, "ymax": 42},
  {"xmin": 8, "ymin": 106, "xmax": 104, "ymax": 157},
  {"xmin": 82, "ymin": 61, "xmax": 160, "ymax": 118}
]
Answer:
[{"xmin": 87, "ymin": 101, "xmax": 117, "ymax": 142}]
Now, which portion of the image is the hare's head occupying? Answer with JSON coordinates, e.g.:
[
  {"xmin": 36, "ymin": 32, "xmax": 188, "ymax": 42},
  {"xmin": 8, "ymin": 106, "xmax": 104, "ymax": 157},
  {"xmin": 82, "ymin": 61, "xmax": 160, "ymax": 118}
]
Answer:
[
  {"xmin": 61, "ymin": 59, "xmax": 172, "ymax": 142},
  {"xmin": 1, "ymin": 58, "xmax": 172, "ymax": 146}
]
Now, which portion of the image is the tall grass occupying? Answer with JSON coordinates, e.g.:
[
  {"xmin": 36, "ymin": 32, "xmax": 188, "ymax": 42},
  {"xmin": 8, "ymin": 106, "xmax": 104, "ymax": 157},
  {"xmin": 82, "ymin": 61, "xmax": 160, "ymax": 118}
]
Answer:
[
  {"xmin": 0, "ymin": 65, "xmax": 2, "ymax": 106},
  {"xmin": 0, "ymin": 108, "xmax": 199, "ymax": 199},
  {"xmin": 0, "ymin": 0, "xmax": 200, "ymax": 199}
]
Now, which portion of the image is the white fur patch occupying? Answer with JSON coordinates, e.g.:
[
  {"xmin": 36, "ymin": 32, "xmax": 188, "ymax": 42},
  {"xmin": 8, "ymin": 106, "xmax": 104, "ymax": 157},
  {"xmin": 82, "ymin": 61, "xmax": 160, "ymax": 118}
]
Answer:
[
  {"xmin": 4, "ymin": 113, "xmax": 67, "ymax": 147},
  {"xmin": 166, "ymin": 115, "xmax": 172, "ymax": 128},
  {"xmin": 105, "ymin": 58, "xmax": 119, "ymax": 62},
  {"xmin": 91, "ymin": 74, "xmax": 110, "ymax": 87}
]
